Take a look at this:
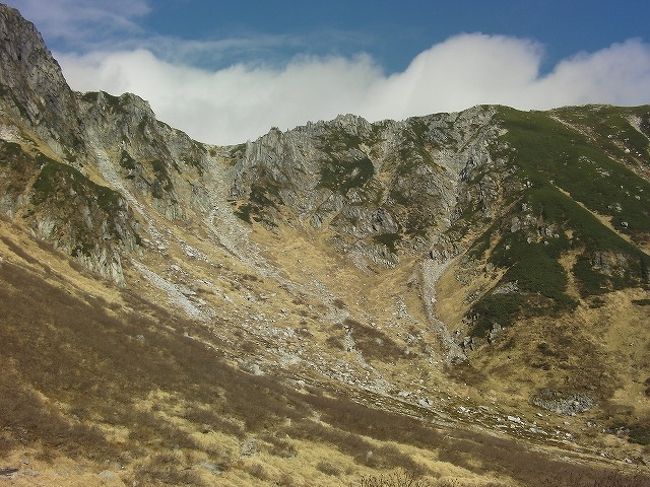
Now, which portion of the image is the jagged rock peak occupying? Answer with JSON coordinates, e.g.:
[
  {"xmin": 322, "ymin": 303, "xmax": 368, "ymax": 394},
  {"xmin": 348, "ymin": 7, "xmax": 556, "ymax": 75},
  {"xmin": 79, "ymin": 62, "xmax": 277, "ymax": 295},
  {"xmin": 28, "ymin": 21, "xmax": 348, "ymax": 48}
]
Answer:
[
  {"xmin": 332, "ymin": 112, "xmax": 371, "ymax": 128},
  {"xmin": 0, "ymin": 4, "xmax": 52, "ymax": 71},
  {"xmin": 0, "ymin": 3, "xmax": 84, "ymax": 156},
  {"xmin": 78, "ymin": 90, "xmax": 156, "ymax": 119},
  {"xmin": 0, "ymin": 2, "xmax": 70, "ymax": 105}
]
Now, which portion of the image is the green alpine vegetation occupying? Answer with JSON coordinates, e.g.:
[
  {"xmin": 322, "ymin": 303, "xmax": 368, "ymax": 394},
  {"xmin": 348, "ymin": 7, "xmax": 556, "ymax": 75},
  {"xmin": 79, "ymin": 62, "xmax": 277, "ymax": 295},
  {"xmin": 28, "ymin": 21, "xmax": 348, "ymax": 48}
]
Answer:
[{"xmin": 467, "ymin": 106, "xmax": 650, "ymax": 338}]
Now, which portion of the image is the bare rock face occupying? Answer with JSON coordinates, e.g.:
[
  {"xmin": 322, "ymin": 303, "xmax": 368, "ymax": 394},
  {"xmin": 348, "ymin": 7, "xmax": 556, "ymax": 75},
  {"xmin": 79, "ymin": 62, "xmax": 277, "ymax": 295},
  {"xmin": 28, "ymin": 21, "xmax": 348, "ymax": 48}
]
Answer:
[
  {"xmin": 228, "ymin": 107, "xmax": 503, "ymax": 267},
  {"xmin": 0, "ymin": 5, "xmax": 141, "ymax": 282},
  {"xmin": 2, "ymin": 7, "xmax": 650, "ymax": 467},
  {"xmin": 0, "ymin": 140, "xmax": 140, "ymax": 284},
  {"xmin": 0, "ymin": 4, "xmax": 648, "ymax": 346},
  {"xmin": 0, "ymin": 3, "xmax": 511, "ymax": 284},
  {"xmin": 0, "ymin": 4, "xmax": 86, "ymax": 161},
  {"xmin": 78, "ymin": 90, "xmax": 211, "ymax": 221}
]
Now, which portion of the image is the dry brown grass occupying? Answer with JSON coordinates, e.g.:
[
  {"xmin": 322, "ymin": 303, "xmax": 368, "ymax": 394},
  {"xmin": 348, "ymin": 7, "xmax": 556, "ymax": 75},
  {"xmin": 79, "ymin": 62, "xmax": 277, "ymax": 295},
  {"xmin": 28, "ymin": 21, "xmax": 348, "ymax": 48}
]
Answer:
[
  {"xmin": 0, "ymin": 258, "xmax": 307, "ymax": 482},
  {"xmin": 260, "ymin": 432, "xmax": 298, "ymax": 458},
  {"xmin": 344, "ymin": 318, "xmax": 403, "ymax": 362},
  {"xmin": 246, "ymin": 462, "xmax": 269, "ymax": 481},
  {"xmin": 0, "ymin": 235, "xmax": 40, "ymax": 264},
  {"xmin": 277, "ymin": 471, "xmax": 297, "ymax": 486},
  {"xmin": 0, "ymin": 233, "xmax": 648, "ymax": 486},
  {"xmin": 182, "ymin": 405, "xmax": 245, "ymax": 438},
  {"xmin": 284, "ymin": 419, "xmax": 425, "ymax": 475},
  {"xmin": 317, "ymin": 460, "xmax": 342, "ymax": 477},
  {"xmin": 132, "ymin": 452, "xmax": 207, "ymax": 486},
  {"xmin": 360, "ymin": 469, "xmax": 430, "ymax": 487}
]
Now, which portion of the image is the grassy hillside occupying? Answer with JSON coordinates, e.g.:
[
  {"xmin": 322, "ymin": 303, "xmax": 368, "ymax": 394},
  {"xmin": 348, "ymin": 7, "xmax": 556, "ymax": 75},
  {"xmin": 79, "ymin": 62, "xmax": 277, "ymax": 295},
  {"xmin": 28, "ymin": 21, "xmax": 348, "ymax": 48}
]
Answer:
[
  {"xmin": 429, "ymin": 107, "xmax": 650, "ymax": 469},
  {"xmin": 466, "ymin": 106, "xmax": 649, "ymax": 339},
  {"xmin": 0, "ymin": 222, "xmax": 648, "ymax": 486}
]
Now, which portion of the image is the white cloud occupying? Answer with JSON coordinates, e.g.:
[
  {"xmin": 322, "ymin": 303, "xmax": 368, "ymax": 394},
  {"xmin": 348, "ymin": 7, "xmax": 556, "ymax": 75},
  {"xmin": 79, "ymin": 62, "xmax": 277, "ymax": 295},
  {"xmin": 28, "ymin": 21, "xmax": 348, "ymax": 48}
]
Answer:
[{"xmin": 57, "ymin": 34, "xmax": 650, "ymax": 145}]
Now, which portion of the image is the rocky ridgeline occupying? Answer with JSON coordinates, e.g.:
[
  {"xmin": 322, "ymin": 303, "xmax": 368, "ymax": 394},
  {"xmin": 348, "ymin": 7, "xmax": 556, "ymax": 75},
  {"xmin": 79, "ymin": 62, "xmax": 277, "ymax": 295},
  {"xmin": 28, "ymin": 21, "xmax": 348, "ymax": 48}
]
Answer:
[
  {"xmin": 1, "ymin": 2, "xmax": 647, "ymax": 345},
  {"xmin": 0, "ymin": 5, "xmax": 217, "ymax": 281},
  {"xmin": 1, "ymin": 2, "xmax": 648, "ymax": 378},
  {"xmin": 0, "ymin": 4, "xmax": 85, "ymax": 160},
  {"xmin": 2, "ymin": 3, "xmax": 650, "ymax": 468},
  {"xmin": 229, "ymin": 108, "xmax": 505, "ymax": 267},
  {"xmin": 0, "ymin": 2, "xmax": 510, "ymax": 285},
  {"xmin": 1, "ymin": 3, "xmax": 649, "ymax": 348}
]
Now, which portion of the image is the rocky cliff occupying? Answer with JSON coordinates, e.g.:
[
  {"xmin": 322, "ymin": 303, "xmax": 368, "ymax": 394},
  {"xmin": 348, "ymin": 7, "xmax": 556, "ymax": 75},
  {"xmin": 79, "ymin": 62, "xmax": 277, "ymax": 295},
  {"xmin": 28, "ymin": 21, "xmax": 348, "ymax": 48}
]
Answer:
[{"xmin": 1, "ymin": 3, "xmax": 650, "ymax": 484}]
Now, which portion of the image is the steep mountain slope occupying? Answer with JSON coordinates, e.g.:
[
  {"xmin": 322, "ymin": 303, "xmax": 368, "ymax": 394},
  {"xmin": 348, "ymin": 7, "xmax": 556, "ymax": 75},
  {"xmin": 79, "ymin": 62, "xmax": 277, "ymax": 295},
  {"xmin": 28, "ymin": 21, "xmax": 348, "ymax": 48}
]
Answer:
[
  {"xmin": 0, "ymin": 3, "xmax": 649, "ymax": 486},
  {"xmin": 5, "ymin": 223, "xmax": 649, "ymax": 487}
]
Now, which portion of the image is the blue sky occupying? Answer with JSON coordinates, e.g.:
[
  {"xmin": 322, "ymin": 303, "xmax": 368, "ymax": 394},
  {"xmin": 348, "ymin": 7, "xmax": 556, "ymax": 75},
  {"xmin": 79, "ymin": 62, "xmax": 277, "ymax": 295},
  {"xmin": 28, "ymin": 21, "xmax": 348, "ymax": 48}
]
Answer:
[
  {"xmin": 134, "ymin": 0, "xmax": 650, "ymax": 73},
  {"xmin": 8, "ymin": 0, "xmax": 650, "ymax": 144}
]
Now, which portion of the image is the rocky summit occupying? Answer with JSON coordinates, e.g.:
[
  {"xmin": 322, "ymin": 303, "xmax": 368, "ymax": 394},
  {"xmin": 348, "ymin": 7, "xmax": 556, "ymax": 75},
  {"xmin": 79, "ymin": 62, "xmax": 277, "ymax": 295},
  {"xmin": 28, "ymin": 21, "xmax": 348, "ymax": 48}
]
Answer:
[{"xmin": 0, "ymin": 3, "xmax": 649, "ymax": 486}]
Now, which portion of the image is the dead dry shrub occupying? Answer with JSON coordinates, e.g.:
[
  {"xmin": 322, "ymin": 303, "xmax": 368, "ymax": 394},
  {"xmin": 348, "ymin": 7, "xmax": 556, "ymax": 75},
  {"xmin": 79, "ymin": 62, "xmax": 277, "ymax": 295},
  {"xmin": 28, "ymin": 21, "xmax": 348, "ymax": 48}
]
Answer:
[
  {"xmin": 246, "ymin": 462, "xmax": 269, "ymax": 481},
  {"xmin": 134, "ymin": 452, "xmax": 207, "ymax": 486},
  {"xmin": 277, "ymin": 472, "xmax": 296, "ymax": 486},
  {"xmin": 316, "ymin": 461, "xmax": 341, "ymax": 477},
  {"xmin": 343, "ymin": 318, "xmax": 403, "ymax": 362},
  {"xmin": 261, "ymin": 433, "xmax": 297, "ymax": 458},
  {"xmin": 360, "ymin": 469, "xmax": 430, "ymax": 487},
  {"xmin": 182, "ymin": 405, "xmax": 245, "ymax": 438}
]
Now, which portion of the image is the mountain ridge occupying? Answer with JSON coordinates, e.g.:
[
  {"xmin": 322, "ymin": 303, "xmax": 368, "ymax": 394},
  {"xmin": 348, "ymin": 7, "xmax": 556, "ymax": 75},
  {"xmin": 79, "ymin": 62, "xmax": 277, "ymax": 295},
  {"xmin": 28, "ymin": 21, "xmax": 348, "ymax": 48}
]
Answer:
[{"xmin": 1, "ymin": 3, "xmax": 649, "ymax": 486}]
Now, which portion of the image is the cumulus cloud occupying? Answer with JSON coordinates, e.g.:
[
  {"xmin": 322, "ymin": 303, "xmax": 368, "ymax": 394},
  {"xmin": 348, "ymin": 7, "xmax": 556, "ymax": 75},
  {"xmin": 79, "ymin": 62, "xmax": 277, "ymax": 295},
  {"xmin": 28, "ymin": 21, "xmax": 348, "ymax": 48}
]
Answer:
[{"xmin": 57, "ymin": 34, "xmax": 650, "ymax": 145}]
